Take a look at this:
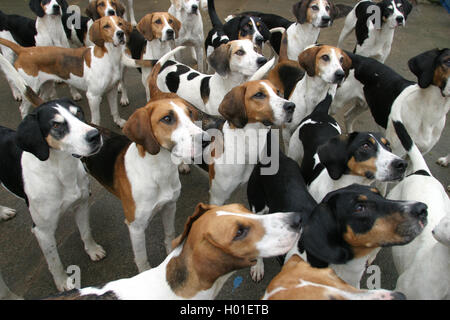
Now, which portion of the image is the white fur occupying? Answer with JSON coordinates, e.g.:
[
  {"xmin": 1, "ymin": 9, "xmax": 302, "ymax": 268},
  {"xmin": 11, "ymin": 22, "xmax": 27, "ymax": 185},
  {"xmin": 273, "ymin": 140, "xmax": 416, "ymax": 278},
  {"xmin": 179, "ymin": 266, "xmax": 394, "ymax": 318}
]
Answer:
[
  {"xmin": 389, "ymin": 137, "xmax": 450, "ymax": 299},
  {"xmin": 157, "ymin": 40, "xmax": 266, "ymax": 116},
  {"xmin": 168, "ymin": 0, "xmax": 206, "ymax": 73}
]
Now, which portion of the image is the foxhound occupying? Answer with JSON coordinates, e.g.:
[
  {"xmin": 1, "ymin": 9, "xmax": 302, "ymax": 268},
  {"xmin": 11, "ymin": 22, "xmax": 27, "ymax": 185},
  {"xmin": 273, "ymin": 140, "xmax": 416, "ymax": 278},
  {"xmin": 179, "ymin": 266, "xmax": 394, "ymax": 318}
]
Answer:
[
  {"xmin": 45, "ymin": 203, "xmax": 301, "ymax": 300},
  {"xmin": 231, "ymin": 0, "xmax": 342, "ymax": 61},
  {"xmin": 205, "ymin": 0, "xmax": 270, "ymax": 59},
  {"xmin": 130, "ymin": 12, "xmax": 181, "ymax": 101},
  {"xmin": 388, "ymin": 115, "xmax": 450, "ymax": 299},
  {"xmin": 0, "ymin": 54, "xmax": 105, "ymax": 291},
  {"xmin": 267, "ymin": 44, "xmax": 352, "ymax": 150},
  {"xmin": 262, "ymin": 255, "xmax": 406, "ymax": 300},
  {"xmin": 0, "ymin": 16, "xmax": 149, "ymax": 128},
  {"xmin": 249, "ymin": 150, "xmax": 428, "ymax": 290},
  {"xmin": 83, "ymin": 48, "xmax": 207, "ymax": 273},
  {"xmin": 337, "ymin": 0, "xmax": 413, "ymax": 63},
  {"xmin": 287, "ymin": 94, "xmax": 407, "ymax": 203},
  {"xmin": 0, "ymin": 0, "xmax": 82, "ymax": 102},
  {"xmin": 168, "ymin": 0, "xmax": 208, "ymax": 73},
  {"xmin": 206, "ymin": 80, "xmax": 295, "ymax": 206},
  {"xmin": 156, "ymin": 40, "xmax": 268, "ymax": 116},
  {"xmin": 333, "ymin": 49, "xmax": 450, "ymax": 160}
]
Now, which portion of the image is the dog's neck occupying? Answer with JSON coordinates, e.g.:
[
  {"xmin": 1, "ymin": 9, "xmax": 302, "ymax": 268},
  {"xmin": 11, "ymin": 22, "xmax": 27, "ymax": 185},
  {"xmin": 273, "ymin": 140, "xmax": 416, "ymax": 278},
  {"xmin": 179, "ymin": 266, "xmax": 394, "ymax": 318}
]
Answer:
[
  {"xmin": 35, "ymin": 14, "xmax": 69, "ymax": 47},
  {"xmin": 94, "ymin": 42, "xmax": 124, "ymax": 61},
  {"xmin": 164, "ymin": 241, "xmax": 236, "ymax": 299},
  {"xmin": 145, "ymin": 39, "xmax": 174, "ymax": 59},
  {"xmin": 214, "ymin": 72, "xmax": 249, "ymax": 93}
]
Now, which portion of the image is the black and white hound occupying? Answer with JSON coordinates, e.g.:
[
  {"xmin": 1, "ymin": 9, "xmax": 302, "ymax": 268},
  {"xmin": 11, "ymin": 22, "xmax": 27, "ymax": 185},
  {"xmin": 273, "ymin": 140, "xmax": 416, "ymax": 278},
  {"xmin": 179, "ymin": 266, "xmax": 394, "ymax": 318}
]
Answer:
[
  {"xmin": 337, "ymin": 0, "xmax": 413, "ymax": 63},
  {"xmin": 334, "ymin": 49, "xmax": 450, "ymax": 160}
]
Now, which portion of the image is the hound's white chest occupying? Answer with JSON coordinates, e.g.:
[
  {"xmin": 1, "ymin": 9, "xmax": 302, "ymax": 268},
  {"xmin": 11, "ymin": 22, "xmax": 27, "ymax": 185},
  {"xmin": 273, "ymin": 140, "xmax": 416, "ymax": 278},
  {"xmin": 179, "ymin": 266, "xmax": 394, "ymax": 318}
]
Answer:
[
  {"xmin": 356, "ymin": 25, "xmax": 394, "ymax": 62},
  {"xmin": 124, "ymin": 145, "xmax": 181, "ymax": 213},
  {"xmin": 21, "ymin": 152, "xmax": 89, "ymax": 213},
  {"xmin": 286, "ymin": 24, "xmax": 320, "ymax": 61}
]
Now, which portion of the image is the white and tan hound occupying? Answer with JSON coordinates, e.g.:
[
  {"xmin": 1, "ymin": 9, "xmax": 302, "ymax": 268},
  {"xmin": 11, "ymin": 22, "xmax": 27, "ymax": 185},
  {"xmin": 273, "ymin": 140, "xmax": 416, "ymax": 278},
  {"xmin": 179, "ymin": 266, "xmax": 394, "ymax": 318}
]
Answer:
[
  {"xmin": 46, "ymin": 203, "xmax": 302, "ymax": 300},
  {"xmin": 0, "ymin": 16, "xmax": 149, "ymax": 128}
]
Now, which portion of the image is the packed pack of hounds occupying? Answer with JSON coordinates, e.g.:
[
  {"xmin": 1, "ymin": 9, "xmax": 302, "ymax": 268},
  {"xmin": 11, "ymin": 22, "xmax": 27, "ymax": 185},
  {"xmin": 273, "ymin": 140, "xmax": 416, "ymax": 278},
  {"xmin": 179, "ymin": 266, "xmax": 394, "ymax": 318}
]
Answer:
[{"xmin": 0, "ymin": 0, "xmax": 448, "ymax": 300}]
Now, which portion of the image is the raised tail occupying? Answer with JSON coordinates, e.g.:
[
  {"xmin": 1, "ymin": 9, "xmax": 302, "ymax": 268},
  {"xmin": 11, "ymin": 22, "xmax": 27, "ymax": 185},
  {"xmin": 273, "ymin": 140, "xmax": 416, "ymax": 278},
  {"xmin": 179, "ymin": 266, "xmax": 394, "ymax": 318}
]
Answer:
[
  {"xmin": 392, "ymin": 120, "xmax": 431, "ymax": 175},
  {"xmin": 208, "ymin": 0, "xmax": 223, "ymax": 28},
  {"xmin": 148, "ymin": 46, "xmax": 186, "ymax": 98},
  {"xmin": 249, "ymin": 57, "xmax": 276, "ymax": 81},
  {"xmin": 0, "ymin": 53, "xmax": 43, "ymax": 107},
  {"xmin": 0, "ymin": 38, "xmax": 24, "ymax": 55}
]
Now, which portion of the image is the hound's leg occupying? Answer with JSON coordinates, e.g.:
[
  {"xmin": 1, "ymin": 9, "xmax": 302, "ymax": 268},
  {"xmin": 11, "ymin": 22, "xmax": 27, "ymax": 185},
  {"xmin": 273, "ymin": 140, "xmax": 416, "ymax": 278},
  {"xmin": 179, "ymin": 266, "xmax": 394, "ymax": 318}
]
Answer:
[
  {"xmin": 128, "ymin": 219, "xmax": 151, "ymax": 273},
  {"xmin": 160, "ymin": 202, "xmax": 177, "ymax": 255},
  {"xmin": 106, "ymin": 84, "xmax": 127, "ymax": 128},
  {"xmin": 74, "ymin": 198, "xmax": 106, "ymax": 262},
  {"xmin": 127, "ymin": 0, "xmax": 137, "ymax": 26},
  {"xmin": 0, "ymin": 47, "xmax": 22, "ymax": 101},
  {"xmin": 194, "ymin": 44, "xmax": 205, "ymax": 73},
  {"xmin": 30, "ymin": 208, "xmax": 72, "ymax": 292},
  {"xmin": 86, "ymin": 91, "xmax": 103, "ymax": 126},
  {"xmin": 119, "ymin": 68, "xmax": 130, "ymax": 106},
  {"xmin": 69, "ymin": 85, "xmax": 83, "ymax": 101}
]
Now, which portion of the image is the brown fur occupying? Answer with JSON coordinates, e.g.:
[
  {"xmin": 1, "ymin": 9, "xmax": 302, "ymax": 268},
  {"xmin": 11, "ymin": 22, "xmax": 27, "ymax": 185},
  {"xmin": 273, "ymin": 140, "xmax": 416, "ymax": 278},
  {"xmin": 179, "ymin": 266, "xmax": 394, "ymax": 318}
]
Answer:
[
  {"xmin": 137, "ymin": 12, "xmax": 181, "ymax": 42},
  {"xmin": 167, "ymin": 203, "xmax": 266, "ymax": 298},
  {"xmin": 347, "ymin": 156, "xmax": 377, "ymax": 177},
  {"xmin": 265, "ymin": 255, "xmax": 366, "ymax": 300}
]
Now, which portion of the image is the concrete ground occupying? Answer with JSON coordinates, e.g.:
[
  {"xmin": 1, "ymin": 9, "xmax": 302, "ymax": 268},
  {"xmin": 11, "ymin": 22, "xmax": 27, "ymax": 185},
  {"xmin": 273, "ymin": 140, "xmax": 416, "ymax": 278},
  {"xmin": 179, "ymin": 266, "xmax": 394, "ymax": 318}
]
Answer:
[{"xmin": 0, "ymin": 0, "xmax": 448, "ymax": 300}]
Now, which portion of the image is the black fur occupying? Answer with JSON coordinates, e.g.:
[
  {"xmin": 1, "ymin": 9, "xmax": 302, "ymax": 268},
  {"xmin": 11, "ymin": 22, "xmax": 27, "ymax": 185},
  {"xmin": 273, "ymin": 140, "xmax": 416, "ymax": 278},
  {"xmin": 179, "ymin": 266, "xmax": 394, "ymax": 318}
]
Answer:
[
  {"xmin": 187, "ymin": 72, "xmax": 200, "ymax": 80},
  {"xmin": 278, "ymin": 63, "xmax": 305, "ymax": 99},
  {"xmin": 0, "ymin": 11, "xmax": 37, "ymax": 47},
  {"xmin": 348, "ymin": 51, "xmax": 414, "ymax": 128},
  {"xmin": 408, "ymin": 48, "xmax": 449, "ymax": 89},
  {"xmin": 354, "ymin": 0, "xmax": 412, "ymax": 47},
  {"xmin": 165, "ymin": 65, "xmax": 191, "ymax": 93},
  {"xmin": 204, "ymin": 0, "xmax": 230, "ymax": 52},
  {"xmin": 200, "ymin": 76, "xmax": 212, "ymax": 102},
  {"xmin": 392, "ymin": 120, "xmax": 413, "ymax": 152},
  {"xmin": 83, "ymin": 127, "xmax": 131, "ymax": 189}
]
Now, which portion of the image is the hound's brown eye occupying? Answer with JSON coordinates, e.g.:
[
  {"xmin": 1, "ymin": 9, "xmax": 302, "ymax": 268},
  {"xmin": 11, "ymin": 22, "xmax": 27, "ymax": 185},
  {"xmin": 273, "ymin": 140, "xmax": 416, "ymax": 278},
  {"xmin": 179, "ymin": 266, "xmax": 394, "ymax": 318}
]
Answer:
[
  {"xmin": 326, "ymin": 6, "xmax": 330, "ymax": 11},
  {"xmin": 340, "ymin": 57, "xmax": 344, "ymax": 63},
  {"xmin": 161, "ymin": 115, "xmax": 174, "ymax": 124},
  {"xmin": 235, "ymin": 49, "xmax": 245, "ymax": 56},
  {"xmin": 321, "ymin": 55, "xmax": 330, "ymax": 61},
  {"xmin": 355, "ymin": 204, "xmax": 366, "ymax": 213},
  {"xmin": 311, "ymin": 5, "xmax": 319, "ymax": 10},
  {"xmin": 169, "ymin": 19, "xmax": 173, "ymax": 24},
  {"xmin": 155, "ymin": 19, "xmax": 162, "ymax": 24},
  {"xmin": 103, "ymin": 24, "xmax": 111, "ymax": 29},
  {"xmin": 99, "ymin": 3, "xmax": 105, "ymax": 7},
  {"xmin": 253, "ymin": 92, "xmax": 266, "ymax": 99},
  {"xmin": 52, "ymin": 122, "xmax": 61, "ymax": 129},
  {"xmin": 361, "ymin": 143, "xmax": 371, "ymax": 150},
  {"xmin": 233, "ymin": 226, "xmax": 250, "ymax": 241}
]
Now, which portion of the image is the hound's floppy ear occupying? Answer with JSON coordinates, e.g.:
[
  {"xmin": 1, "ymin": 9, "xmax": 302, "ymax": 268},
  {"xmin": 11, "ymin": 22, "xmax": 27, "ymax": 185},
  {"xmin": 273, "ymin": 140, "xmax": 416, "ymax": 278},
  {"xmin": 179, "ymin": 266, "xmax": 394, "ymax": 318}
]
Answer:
[
  {"xmin": 408, "ymin": 48, "xmax": 440, "ymax": 89},
  {"xmin": 121, "ymin": 18, "xmax": 133, "ymax": 37},
  {"xmin": 123, "ymin": 107, "xmax": 160, "ymax": 155},
  {"xmin": 327, "ymin": 0, "xmax": 338, "ymax": 22},
  {"xmin": 171, "ymin": 15, "xmax": 182, "ymax": 38},
  {"xmin": 137, "ymin": 14, "xmax": 154, "ymax": 41},
  {"xmin": 89, "ymin": 19, "xmax": 105, "ymax": 47},
  {"xmin": 341, "ymin": 50, "xmax": 352, "ymax": 78},
  {"xmin": 86, "ymin": 1, "xmax": 101, "ymax": 20},
  {"xmin": 401, "ymin": 0, "xmax": 413, "ymax": 19},
  {"xmin": 303, "ymin": 202, "xmax": 353, "ymax": 265},
  {"xmin": 218, "ymin": 85, "xmax": 248, "ymax": 128},
  {"xmin": 16, "ymin": 111, "xmax": 50, "ymax": 161},
  {"xmin": 208, "ymin": 43, "xmax": 231, "ymax": 76},
  {"xmin": 317, "ymin": 134, "xmax": 350, "ymax": 180},
  {"xmin": 223, "ymin": 17, "xmax": 243, "ymax": 41},
  {"xmin": 172, "ymin": 203, "xmax": 217, "ymax": 249},
  {"xmin": 57, "ymin": 0, "xmax": 69, "ymax": 14},
  {"xmin": 115, "ymin": 0, "xmax": 126, "ymax": 17},
  {"xmin": 29, "ymin": 0, "xmax": 46, "ymax": 17},
  {"xmin": 298, "ymin": 45, "xmax": 322, "ymax": 77},
  {"xmin": 258, "ymin": 20, "xmax": 271, "ymax": 42},
  {"xmin": 292, "ymin": 0, "xmax": 310, "ymax": 24}
]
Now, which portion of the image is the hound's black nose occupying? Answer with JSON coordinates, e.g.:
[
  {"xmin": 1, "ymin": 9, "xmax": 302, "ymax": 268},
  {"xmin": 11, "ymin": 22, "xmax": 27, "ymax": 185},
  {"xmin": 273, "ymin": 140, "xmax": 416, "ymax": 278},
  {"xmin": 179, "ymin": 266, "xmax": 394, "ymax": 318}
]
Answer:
[
  {"xmin": 391, "ymin": 159, "xmax": 408, "ymax": 173},
  {"xmin": 86, "ymin": 130, "xmax": 101, "ymax": 145},
  {"xmin": 334, "ymin": 70, "xmax": 345, "ymax": 82},
  {"xmin": 283, "ymin": 102, "xmax": 295, "ymax": 114},
  {"xmin": 396, "ymin": 16, "xmax": 404, "ymax": 24},
  {"xmin": 410, "ymin": 202, "xmax": 428, "ymax": 220},
  {"xmin": 108, "ymin": 9, "xmax": 116, "ymax": 16},
  {"xmin": 191, "ymin": 4, "xmax": 198, "ymax": 13},
  {"xmin": 166, "ymin": 29, "xmax": 175, "ymax": 39},
  {"xmin": 257, "ymin": 57, "xmax": 267, "ymax": 67},
  {"xmin": 321, "ymin": 16, "xmax": 331, "ymax": 24},
  {"xmin": 289, "ymin": 212, "xmax": 302, "ymax": 230},
  {"xmin": 116, "ymin": 31, "xmax": 124, "ymax": 39}
]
